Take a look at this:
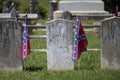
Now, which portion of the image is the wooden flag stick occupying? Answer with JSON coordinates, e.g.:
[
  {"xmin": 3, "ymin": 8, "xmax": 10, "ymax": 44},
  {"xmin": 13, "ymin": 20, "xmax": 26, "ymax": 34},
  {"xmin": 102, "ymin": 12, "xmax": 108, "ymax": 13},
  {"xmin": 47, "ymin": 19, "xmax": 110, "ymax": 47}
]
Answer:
[{"xmin": 77, "ymin": 59, "xmax": 80, "ymax": 70}]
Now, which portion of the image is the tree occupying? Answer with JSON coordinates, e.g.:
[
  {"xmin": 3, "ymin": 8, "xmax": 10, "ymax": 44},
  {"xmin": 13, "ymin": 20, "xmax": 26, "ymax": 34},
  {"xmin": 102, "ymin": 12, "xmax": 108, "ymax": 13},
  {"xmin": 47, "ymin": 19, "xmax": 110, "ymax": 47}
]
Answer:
[
  {"xmin": 102, "ymin": 0, "xmax": 120, "ymax": 13},
  {"xmin": 0, "ymin": 0, "xmax": 5, "ymax": 12}
]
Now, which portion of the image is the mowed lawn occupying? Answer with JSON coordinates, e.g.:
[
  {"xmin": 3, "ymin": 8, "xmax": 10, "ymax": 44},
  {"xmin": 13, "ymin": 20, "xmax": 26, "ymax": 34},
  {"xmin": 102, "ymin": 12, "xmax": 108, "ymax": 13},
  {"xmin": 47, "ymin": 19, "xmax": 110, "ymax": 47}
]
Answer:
[{"xmin": 0, "ymin": 29, "xmax": 120, "ymax": 80}]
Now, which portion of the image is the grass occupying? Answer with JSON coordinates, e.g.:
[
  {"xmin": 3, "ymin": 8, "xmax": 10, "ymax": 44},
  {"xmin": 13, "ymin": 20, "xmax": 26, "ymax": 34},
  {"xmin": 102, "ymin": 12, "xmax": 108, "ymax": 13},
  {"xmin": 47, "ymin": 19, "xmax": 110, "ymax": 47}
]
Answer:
[
  {"xmin": 0, "ymin": 51, "xmax": 120, "ymax": 80},
  {"xmin": 85, "ymin": 31, "xmax": 101, "ymax": 48},
  {"xmin": 0, "ymin": 27, "xmax": 120, "ymax": 80},
  {"xmin": 37, "ymin": 19, "xmax": 50, "ymax": 25},
  {"xmin": 82, "ymin": 20, "xmax": 101, "ymax": 25},
  {"xmin": 30, "ymin": 29, "xmax": 46, "ymax": 49}
]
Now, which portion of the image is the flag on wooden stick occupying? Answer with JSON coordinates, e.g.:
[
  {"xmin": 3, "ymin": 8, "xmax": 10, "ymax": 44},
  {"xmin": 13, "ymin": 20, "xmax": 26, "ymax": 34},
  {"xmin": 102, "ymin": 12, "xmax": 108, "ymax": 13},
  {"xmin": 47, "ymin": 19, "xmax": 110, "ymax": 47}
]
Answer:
[
  {"xmin": 16, "ymin": 11, "xmax": 20, "ymax": 22},
  {"xmin": 114, "ymin": 6, "xmax": 118, "ymax": 16},
  {"xmin": 21, "ymin": 15, "xmax": 30, "ymax": 60},
  {"xmin": 73, "ymin": 17, "xmax": 88, "ymax": 62}
]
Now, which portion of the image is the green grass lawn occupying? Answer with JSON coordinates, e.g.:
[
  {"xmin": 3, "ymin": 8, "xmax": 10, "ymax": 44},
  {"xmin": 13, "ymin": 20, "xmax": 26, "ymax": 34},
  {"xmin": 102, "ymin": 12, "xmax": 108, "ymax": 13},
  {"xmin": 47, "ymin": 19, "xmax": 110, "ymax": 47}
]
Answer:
[
  {"xmin": 0, "ymin": 51, "xmax": 120, "ymax": 80},
  {"xmin": 0, "ymin": 28, "xmax": 120, "ymax": 80},
  {"xmin": 85, "ymin": 31, "xmax": 101, "ymax": 48}
]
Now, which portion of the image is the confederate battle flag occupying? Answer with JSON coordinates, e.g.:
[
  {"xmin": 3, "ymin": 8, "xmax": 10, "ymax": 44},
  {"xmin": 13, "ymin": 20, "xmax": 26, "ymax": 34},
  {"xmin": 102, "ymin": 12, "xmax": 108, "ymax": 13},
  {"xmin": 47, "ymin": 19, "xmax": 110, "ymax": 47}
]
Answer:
[
  {"xmin": 73, "ymin": 17, "xmax": 88, "ymax": 62},
  {"xmin": 21, "ymin": 15, "xmax": 30, "ymax": 60}
]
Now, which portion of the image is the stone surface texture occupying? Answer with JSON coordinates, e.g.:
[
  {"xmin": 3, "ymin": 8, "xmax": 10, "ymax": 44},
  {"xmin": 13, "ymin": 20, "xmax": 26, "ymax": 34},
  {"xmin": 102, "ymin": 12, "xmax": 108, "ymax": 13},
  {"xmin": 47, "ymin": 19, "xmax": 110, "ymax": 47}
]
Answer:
[
  {"xmin": 59, "ymin": 0, "xmax": 104, "ymax": 11},
  {"xmin": 101, "ymin": 17, "xmax": 120, "ymax": 70},
  {"xmin": 0, "ymin": 19, "xmax": 22, "ymax": 71},
  {"xmin": 46, "ymin": 19, "xmax": 74, "ymax": 71}
]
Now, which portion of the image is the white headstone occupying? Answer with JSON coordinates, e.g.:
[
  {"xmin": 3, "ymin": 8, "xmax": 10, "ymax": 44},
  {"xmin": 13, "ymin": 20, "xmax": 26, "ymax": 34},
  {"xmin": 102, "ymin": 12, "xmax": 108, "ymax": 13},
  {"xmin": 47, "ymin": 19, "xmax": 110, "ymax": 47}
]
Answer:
[
  {"xmin": 0, "ymin": 14, "xmax": 12, "ymax": 19},
  {"xmin": 101, "ymin": 17, "xmax": 120, "ymax": 70},
  {"xmin": 59, "ymin": 0, "xmax": 104, "ymax": 11},
  {"xmin": 46, "ymin": 19, "xmax": 74, "ymax": 71}
]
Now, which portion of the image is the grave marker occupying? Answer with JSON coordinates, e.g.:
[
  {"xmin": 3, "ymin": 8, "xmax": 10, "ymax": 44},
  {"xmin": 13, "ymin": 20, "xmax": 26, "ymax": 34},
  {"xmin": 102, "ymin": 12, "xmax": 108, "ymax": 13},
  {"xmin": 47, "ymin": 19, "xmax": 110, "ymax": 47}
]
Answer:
[
  {"xmin": 59, "ymin": 0, "xmax": 104, "ymax": 11},
  {"xmin": 46, "ymin": 19, "xmax": 74, "ymax": 71},
  {"xmin": 101, "ymin": 17, "xmax": 120, "ymax": 70},
  {"xmin": 54, "ymin": 0, "xmax": 108, "ymax": 20},
  {"xmin": 0, "ymin": 19, "xmax": 22, "ymax": 71}
]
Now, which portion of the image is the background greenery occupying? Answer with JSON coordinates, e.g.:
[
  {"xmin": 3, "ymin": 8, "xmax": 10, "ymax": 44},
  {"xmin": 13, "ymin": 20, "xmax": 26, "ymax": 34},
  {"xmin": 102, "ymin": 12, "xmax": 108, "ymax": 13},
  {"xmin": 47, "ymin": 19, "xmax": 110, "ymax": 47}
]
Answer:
[
  {"xmin": 0, "ymin": 0, "xmax": 50, "ymax": 18},
  {"xmin": 102, "ymin": 0, "xmax": 120, "ymax": 13},
  {"xmin": 0, "ymin": 0, "xmax": 120, "ymax": 18}
]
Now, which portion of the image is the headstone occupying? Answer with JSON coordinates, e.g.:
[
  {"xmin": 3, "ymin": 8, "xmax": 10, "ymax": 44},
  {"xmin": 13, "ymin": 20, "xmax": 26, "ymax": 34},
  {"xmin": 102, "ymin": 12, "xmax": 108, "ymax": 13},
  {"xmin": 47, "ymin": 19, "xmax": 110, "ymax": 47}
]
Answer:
[
  {"xmin": 101, "ymin": 17, "xmax": 120, "ymax": 70},
  {"xmin": 63, "ymin": 11, "xmax": 72, "ymax": 20},
  {"xmin": 0, "ymin": 14, "xmax": 12, "ymax": 19},
  {"xmin": 2, "ymin": 1, "xmax": 17, "ymax": 19},
  {"xmin": 9, "ymin": 2, "xmax": 17, "ymax": 19},
  {"xmin": 19, "ymin": 14, "xmax": 38, "ymax": 20},
  {"xmin": 2, "ymin": 1, "xmax": 9, "ymax": 13},
  {"xmin": 0, "ymin": 19, "xmax": 22, "ymax": 71},
  {"xmin": 53, "ymin": 11, "xmax": 72, "ymax": 20},
  {"xmin": 10, "ymin": 2, "xmax": 17, "ymax": 19},
  {"xmin": 46, "ymin": 19, "xmax": 74, "ymax": 71},
  {"xmin": 59, "ymin": 0, "xmax": 104, "ymax": 11},
  {"xmin": 0, "ymin": 13, "xmax": 38, "ymax": 20},
  {"xmin": 54, "ymin": 0, "xmax": 109, "ymax": 20}
]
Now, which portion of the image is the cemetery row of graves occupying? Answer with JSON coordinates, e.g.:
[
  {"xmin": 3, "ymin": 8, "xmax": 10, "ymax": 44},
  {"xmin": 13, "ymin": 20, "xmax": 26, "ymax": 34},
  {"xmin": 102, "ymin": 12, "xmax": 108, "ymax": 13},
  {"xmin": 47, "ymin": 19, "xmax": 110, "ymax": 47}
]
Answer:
[
  {"xmin": 0, "ymin": 17, "xmax": 120, "ymax": 80},
  {"xmin": 0, "ymin": 0, "xmax": 120, "ymax": 80}
]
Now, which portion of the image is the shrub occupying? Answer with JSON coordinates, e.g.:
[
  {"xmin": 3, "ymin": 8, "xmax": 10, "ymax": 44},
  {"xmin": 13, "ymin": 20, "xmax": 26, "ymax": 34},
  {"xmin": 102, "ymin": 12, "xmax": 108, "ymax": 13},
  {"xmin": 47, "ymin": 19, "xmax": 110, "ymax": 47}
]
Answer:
[
  {"xmin": 102, "ymin": 0, "xmax": 120, "ymax": 13},
  {"xmin": 39, "ymin": 6, "xmax": 47, "ymax": 19}
]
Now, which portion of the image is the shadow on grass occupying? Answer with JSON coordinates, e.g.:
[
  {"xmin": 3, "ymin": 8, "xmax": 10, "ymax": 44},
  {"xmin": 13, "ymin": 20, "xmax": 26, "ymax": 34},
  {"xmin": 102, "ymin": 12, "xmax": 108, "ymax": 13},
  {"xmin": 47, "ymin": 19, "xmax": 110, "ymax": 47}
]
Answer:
[
  {"xmin": 24, "ymin": 66, "xmax": 44, "ymax": 72},
  {"xmin": 74, "ymin": 66, "xmax": 98, "ymax": 70}
]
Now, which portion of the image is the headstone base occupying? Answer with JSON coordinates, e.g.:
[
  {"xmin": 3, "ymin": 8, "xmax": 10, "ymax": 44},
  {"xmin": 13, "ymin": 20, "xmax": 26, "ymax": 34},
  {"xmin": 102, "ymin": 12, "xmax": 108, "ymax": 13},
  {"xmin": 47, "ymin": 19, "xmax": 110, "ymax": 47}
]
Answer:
[{"xmin": 54, "ymin": 10, "xmax": 109, "ymax": 20}]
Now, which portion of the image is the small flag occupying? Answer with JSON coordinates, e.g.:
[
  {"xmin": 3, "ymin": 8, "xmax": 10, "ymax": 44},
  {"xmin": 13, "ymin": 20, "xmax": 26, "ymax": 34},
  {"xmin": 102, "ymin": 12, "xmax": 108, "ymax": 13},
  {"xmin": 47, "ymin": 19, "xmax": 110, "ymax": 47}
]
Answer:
[
  {"xmin": 114, "ymin": 6, "xmax": 118, "ymax": 16},
  {"xmin": 16, "ymin": 11, "xmax": 20, "ymax": 22},
  {"xmin": 21, "ymin": 15, "xmax": 30, "ymax": 60},
  {"xmin": 73, "ymin": 17, "xmax": 88, "ymax": 62}
]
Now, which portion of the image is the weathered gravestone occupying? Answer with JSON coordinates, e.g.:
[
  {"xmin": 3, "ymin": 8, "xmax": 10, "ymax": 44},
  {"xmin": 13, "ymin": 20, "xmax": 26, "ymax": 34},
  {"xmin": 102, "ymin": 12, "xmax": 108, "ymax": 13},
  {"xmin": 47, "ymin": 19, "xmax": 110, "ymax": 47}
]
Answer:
[
  {"xmin": 0, "ymin": 19, "xmax": 22, "ymax": 71},
  {"xmin": 59, "ymin": 0, "xmax": 104, "ymax": 11},
  {"xmin": 0, "ymin": 14, "xmax": 12, "ymax": 19},
  {"xmin": 2, "ymin": 1, "xmax": 17, "ymax": 19},
  {"xmin": 2, "ymin": 1, "xmax": 9, "ymax": 13},
  {"xmin": 9, "ymin": 2, "xmax": 17, "ymax": 19},
  {"xmin": 101, "ymin": 17, "xmax": 120, "ymax": 70},
  {"xmin": 46, "ymin": 19, "xmax": 74, "ymax": 71},
  {"xmin": 63, "ymin": 11, "xmax": 72, "ymax": 20}
]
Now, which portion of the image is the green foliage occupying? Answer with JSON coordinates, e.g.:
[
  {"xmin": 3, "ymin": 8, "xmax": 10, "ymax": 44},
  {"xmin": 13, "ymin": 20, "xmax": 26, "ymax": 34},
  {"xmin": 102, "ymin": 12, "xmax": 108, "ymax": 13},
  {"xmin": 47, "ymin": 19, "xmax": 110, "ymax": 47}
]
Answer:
[
  {"xmin": 30, "ymin": 39, "xmax": 46, "ymax": 49},
  {"xmin": 30, "ymin": 28, "xmax": 46, "ymax": 49},
  {"xmin": 0, "ymin": 0, "xmax": 49, "ymax": 18},
  {"xmin": 38, "ymin": 0, "xmax": 50, "ymax": 18},
  {"xmin": 19, "ymin": 2, "xmax": 30, "ymax": 13},
  {"xmin": 85, "ymin": 31, "xmax": 100, "ymax": 48},
  {"xmin": 39, "ymin": 6, "xmax": 47, "ymax": 19},
  {"xmin": 102, "ymin": 0, "xmax": 120, "ymax": 13},
  {"xmin": 0, "ymin": 0, "xmax": 20, "ymax": 12},
  {"xmin": 0, "ymin": 0, "xmax": 4, "ymax": 12}
]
